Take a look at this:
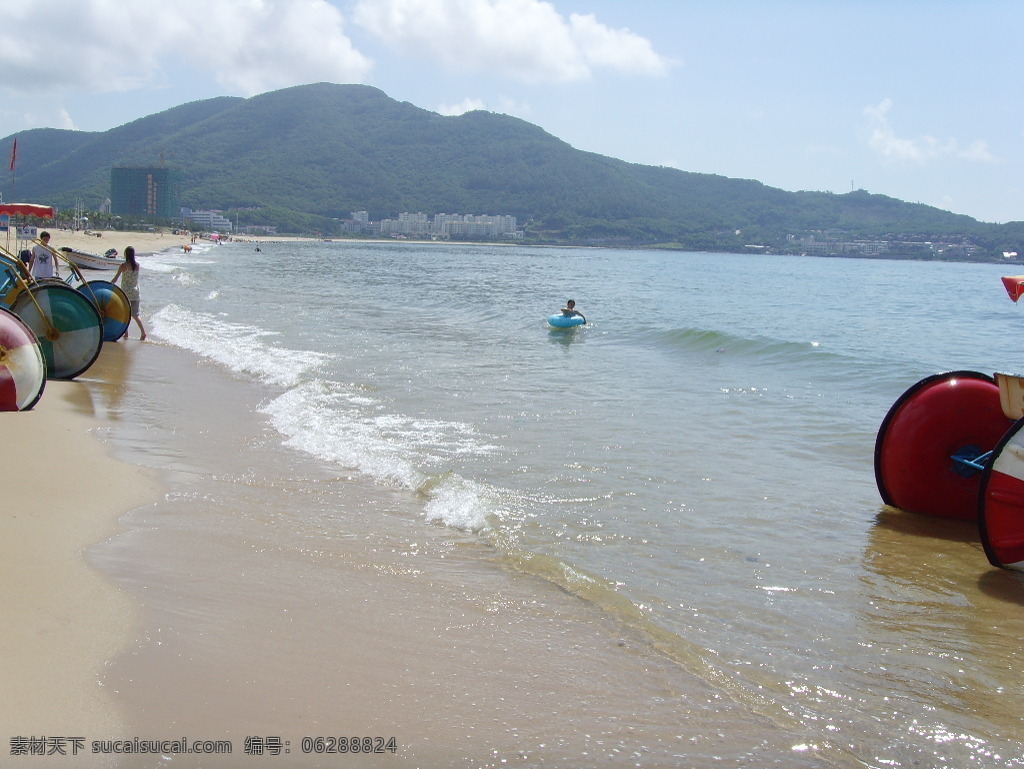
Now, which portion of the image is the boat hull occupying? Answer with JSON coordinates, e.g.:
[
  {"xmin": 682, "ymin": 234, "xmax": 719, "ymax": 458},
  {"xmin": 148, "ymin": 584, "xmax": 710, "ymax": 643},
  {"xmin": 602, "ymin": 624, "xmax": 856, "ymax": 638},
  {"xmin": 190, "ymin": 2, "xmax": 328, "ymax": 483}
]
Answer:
[{"xmin": 62, "ymin": 248, "xmax": 120, "ymax": 271}]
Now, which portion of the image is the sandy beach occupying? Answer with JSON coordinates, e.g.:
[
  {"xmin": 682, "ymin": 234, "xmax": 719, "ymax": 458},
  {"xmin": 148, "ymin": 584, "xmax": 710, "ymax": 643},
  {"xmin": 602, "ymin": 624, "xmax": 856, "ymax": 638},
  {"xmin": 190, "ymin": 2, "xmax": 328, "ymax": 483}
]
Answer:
[
  {"xmin": 0, "ymin": 355, "xmax": 163, "ymax": 740},
  {"xmin": 15, "ymin": 228, "xmax": 295, "ymax": 261}
]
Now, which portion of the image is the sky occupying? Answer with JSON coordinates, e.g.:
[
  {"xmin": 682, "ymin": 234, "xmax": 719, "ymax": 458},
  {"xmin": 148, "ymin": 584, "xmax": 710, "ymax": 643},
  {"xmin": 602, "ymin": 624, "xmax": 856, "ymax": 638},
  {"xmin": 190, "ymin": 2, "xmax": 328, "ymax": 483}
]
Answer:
[{"xmin": 1, "ymin": 0, "xmax": 1022, "ymax": 223}]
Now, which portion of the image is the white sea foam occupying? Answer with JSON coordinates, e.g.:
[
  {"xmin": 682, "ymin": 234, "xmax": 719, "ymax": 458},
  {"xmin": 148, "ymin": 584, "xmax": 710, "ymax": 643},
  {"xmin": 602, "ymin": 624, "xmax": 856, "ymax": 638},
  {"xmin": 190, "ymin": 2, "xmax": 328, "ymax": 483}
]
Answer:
[
  {"xmin": 152, "ymin": 287, "xmax": 500, "ymax": 531},
  {"xmin": 259, "ymin": 381, "xmax": 495, "ymax": 531},
  {"xmin": 260, "ymin": 381, "xmax": 424, "ymax": 489},
  {"xmin": 420, "ymin": 472, "xmax": 493, "ymax": 531},
  {"xmin": 151, "ymin": 304, "xmax": 329, "ymax": 389}
]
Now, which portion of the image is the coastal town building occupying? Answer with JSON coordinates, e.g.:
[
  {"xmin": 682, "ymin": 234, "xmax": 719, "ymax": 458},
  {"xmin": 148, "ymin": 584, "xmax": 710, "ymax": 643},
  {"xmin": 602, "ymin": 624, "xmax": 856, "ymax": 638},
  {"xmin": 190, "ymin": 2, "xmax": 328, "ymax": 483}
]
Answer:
[
  {"xmin": 338, "ymin": 211, "xmax": 376, "ymax": 235},
  {"xmin": 433, "ymin": 213, "xmax": 519, "ymax": 238},
  {"xmin": 790, "ymin": 233, "xmax": 978, "ymax": 259},
  {"xmin": 379, "ymin": 212, "xmax": 430, "ymax": 237},
  {"xmin": 182, "ymin": 208, "xmax": 234, "ymax": 233},
  {"xmin": 357, "ymin": 211, "xmax": 521, "ymax": 239},
  {"xmin": 237, "ymin": 225, "xmax": 279, "ymax": 236}
]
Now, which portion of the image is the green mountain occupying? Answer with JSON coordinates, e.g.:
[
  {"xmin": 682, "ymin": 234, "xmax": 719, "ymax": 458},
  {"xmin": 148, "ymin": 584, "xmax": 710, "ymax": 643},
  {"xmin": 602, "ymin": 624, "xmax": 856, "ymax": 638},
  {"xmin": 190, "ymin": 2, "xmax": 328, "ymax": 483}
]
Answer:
[{"xmin": 3, "ymin": 82, "xmax": 1023, "ymax": 258}]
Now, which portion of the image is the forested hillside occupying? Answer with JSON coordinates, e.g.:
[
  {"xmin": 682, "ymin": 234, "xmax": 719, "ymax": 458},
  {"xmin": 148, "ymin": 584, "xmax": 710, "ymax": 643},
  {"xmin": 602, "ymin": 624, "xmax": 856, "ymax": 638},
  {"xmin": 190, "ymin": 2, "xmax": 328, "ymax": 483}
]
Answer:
[{"xmin": 3, "ymin": 83, "xmax": 1023, "ymax": 258}]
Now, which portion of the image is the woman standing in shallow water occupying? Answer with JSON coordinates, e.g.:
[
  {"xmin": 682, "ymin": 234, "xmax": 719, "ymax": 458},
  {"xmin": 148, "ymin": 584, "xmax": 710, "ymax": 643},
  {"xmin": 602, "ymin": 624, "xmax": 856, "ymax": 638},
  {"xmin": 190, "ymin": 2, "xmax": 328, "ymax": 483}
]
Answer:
[{"xmin": 113, "ymin": 246, "xmax": 147, "ymax": 340}]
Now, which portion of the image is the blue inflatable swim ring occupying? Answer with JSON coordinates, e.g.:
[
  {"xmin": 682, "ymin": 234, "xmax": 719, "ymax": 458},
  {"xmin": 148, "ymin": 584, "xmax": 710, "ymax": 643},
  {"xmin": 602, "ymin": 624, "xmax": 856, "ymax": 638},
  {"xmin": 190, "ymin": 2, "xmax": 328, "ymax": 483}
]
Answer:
[{"xmin": 548, "ymin": 313, "xmax": 586, "ymax": 328}]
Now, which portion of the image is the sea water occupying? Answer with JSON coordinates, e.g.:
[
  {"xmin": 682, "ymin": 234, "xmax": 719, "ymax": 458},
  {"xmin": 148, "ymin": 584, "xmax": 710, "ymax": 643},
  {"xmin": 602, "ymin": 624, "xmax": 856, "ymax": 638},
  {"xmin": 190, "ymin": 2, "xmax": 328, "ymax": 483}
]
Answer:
[{"xmin": 110, "ymin": 240, "xmax": 1024, "ymax": 766}]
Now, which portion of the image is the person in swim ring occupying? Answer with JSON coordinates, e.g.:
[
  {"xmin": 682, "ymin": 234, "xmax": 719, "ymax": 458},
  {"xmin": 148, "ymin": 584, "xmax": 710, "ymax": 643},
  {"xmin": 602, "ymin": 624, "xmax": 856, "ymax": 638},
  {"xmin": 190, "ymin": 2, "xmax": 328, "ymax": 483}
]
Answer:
[{"xmin": 560, "ymin": 299, "xmax": 586, "ymax": 322}]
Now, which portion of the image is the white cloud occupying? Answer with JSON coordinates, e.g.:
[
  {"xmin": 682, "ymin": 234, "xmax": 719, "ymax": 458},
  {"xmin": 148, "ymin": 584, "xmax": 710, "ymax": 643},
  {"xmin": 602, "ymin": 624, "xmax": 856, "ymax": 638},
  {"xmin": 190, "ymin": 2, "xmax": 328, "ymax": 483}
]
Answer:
[
  {"xmin": 353, "ymin": 0, "xmax": 672, "ymax": 82},
  {"xmin": 958, "ymin": 139, "xmax": 995, "ymax": 162},
  {"xmin": 56, "ymin": 109, "xmax": 78, "ymax": 131},
  {"xmin": 567, "ymin": 13, "xmax": 670, "ymax": 76},
  {"xmin": 435, "ymin": 96, "xmax": 530, "ymax": 118},
  {"xmin": 192, "ymin": 0, "xmax": 372, "ymax": 95},
  {"xmin": 0, "ymin": 107, "xmax": 77, "ymax": 134},
  {"xmin": 0, "ymin": 0, "xmax": 373, "ymax": 98},
  {"xmin": 864, "ymin": 99, "xmax": 995, "ymax": 164},
  {"xmin": 436, "ymin": 98, "xmax": 488, "ymax": 116}
]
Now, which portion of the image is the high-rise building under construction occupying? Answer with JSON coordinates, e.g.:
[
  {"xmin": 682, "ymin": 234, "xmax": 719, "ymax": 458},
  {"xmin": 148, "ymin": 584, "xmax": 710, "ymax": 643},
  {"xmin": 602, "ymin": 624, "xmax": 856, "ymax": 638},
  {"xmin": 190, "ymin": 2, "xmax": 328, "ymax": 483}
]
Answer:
[{"xmin": 110, "ymin": 167, "xmax": 182, "ymax": 219}]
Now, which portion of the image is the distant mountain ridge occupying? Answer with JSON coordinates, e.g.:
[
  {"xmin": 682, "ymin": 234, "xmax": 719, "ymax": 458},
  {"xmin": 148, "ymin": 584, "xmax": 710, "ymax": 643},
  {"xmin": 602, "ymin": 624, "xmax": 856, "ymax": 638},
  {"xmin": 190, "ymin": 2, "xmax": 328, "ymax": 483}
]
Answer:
[{"xmin": 3, "ymin": 82, "xmax": 1022, "ymax": 258}]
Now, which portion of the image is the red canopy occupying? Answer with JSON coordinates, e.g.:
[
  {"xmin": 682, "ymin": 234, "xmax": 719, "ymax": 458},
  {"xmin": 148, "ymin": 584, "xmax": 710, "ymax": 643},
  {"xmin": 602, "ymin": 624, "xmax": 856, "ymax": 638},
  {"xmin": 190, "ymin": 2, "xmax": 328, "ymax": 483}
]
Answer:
[
  {"xmin": 1002, "ymin": 275, "xmax": 1024, "ymax": 302},
  {"xmin": 0, "ymin": 203, "xmax": 54, "ymax": 218}
]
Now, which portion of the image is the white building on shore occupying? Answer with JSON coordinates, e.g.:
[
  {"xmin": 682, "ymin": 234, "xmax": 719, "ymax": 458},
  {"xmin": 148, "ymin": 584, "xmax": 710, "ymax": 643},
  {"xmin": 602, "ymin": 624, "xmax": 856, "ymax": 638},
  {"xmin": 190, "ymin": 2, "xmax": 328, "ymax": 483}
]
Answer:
[
  {"xmin": 433, "ymin": 213, "xmax": 518, "ymax": 238},
  {"xmin": 379, "ymin": 212, "xmax": 430, "ymax": 237},
  {"xmin": 182, "ymin": 208, "xmax": 233, "ymax": 233},
  {"xmin": 370, "ymin": 211, "xmax": 520, "ymax": 239}
]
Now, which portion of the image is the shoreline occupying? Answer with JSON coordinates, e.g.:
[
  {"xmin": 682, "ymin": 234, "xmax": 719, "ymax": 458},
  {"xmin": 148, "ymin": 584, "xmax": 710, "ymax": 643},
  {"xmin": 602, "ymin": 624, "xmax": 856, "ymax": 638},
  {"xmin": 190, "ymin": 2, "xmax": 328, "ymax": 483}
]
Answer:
[
  {"xmin": 0, "ymin": 352, "xmax": 163, "ymax": 740},
  {"xmin": 6, "ymin": 228, "xmax": 574, "ymax": 263},
  {"xmin": 4, "ymin": 225, "xmax": 1019, "ymax": 268},
  {"xmin": 14, "ymin": 227, "xmax": 1016, "ymax": 267},
  {"xmin": 2, "ymin": 228, "xmax": 318, "ymax": 264}
]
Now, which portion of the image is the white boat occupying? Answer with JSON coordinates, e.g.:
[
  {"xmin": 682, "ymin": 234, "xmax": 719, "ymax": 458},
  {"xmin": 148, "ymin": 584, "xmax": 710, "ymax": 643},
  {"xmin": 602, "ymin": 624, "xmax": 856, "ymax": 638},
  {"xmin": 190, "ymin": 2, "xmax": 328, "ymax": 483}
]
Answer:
[{"xmin": 60, "ymin": 246, "xmax": 121, "ymax": 271}]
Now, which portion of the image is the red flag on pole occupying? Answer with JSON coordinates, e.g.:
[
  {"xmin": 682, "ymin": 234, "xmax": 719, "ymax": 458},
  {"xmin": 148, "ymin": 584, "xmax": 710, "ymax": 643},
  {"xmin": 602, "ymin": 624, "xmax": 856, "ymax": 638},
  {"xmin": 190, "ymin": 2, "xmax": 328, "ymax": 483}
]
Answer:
[{"xmin": 9, "ymin": 137, "xmax": 15, "ymax": 173}]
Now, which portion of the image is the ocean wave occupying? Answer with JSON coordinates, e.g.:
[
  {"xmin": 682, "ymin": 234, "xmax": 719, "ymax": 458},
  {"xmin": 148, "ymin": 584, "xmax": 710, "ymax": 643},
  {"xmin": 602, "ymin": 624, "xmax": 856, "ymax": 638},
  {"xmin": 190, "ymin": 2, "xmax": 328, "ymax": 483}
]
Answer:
[
  {"xmin": 151, "ymin": 304, "xmax": 329, "ymax": 389},
  {"xmin": 652, "ymin": 326, "xmax": 829, "ymax": 362},
  {"xmin": 639, "ymin": 323, "xmax": 923, "ymax": 399},
  {"xmin": 143, "ymin": 246, "xmax": 217, "ymax": 270},
  {"xmin": 259, "ymin": 380, "xmax": 500, "ymax": 532},
  {"xmin": 153, "ymin": 298, "xmax": 508, "ymax": 533}
]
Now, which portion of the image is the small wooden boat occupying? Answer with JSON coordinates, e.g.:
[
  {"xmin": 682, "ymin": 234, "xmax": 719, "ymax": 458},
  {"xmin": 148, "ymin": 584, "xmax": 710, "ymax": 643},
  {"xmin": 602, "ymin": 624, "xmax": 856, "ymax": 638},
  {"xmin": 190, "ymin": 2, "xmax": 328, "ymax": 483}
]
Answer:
[{"xmin": 60, "ymin": 246, "xmax": 120, "ymax": 271}]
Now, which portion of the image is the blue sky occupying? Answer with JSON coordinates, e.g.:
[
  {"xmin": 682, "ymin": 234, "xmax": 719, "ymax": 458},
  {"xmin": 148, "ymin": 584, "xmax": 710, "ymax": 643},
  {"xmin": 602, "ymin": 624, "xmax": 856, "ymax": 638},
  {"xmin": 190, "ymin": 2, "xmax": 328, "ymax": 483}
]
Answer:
[{"xmin": 1, "ymin": 0, "xmax": 1021, "ymax": 223}]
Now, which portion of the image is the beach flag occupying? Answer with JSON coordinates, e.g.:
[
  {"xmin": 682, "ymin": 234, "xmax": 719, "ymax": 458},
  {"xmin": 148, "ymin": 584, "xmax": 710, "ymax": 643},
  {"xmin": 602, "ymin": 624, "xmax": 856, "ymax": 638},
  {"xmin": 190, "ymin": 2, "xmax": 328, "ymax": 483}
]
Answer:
[{"xmin": 8, "ymin": 137, "xmax": 15, "ymax": 173}]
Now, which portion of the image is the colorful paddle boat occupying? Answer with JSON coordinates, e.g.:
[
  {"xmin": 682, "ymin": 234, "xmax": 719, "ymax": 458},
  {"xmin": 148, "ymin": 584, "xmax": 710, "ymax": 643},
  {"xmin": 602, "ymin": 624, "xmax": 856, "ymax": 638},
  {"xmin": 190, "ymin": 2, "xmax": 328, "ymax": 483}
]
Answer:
[
  {"xmin": 35, "ymin": 239, "xmax": 130, "ymax": 342},
  {"xmin": 75, "ymin": 279, "xmax": 130, "ymax": 341},
  {"xmin": 874, "ymin": 277, "xmax": 1024, "ymax": 571},
  {"xmin": 0, "ymin": 204, "xmax": 105, "ymax": 379},
  {"xmin": 1, "ymin": 259, "xmax": 103, "ymax": 380},
  {"xmin": 0, "ymin": 305, "xmax": 46, "ymax": 411}
]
